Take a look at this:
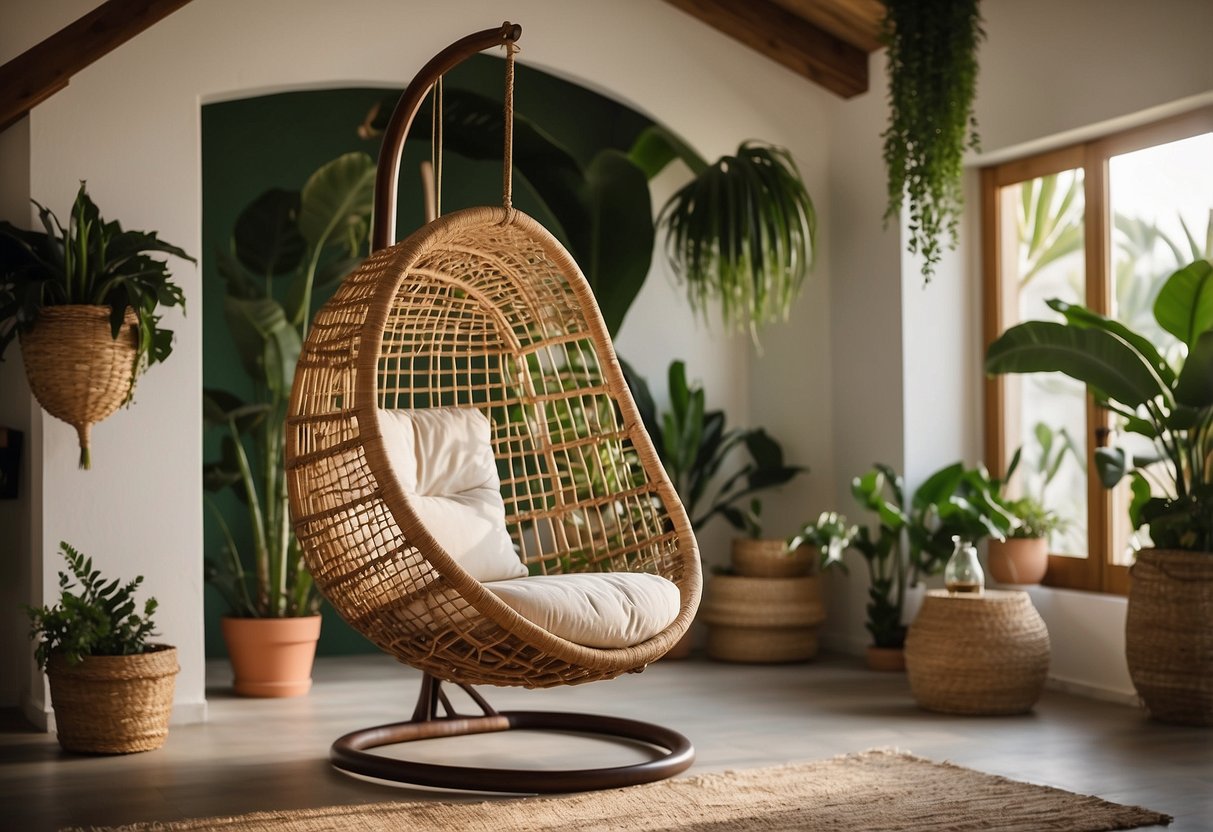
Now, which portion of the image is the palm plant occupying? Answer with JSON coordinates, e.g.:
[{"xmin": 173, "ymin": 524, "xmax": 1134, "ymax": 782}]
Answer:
[{"xmin": 203, "ymin": 152, "xmax": 375, "ymax": 617}]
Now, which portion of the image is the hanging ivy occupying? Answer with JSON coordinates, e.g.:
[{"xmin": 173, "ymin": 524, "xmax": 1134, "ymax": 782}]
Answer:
[{"xmin": 881, "ymin": 0, "xmax": 984, "ymax": 282}]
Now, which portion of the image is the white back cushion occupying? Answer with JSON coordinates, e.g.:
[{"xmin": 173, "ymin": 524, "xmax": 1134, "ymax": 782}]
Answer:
[
  {"xmin": 378, "ymin": 408, "xmax": 527, "ymax": 583},
  {"xmin": 484, "ymin": 573, "xmax": 681, "ymax": 648}
]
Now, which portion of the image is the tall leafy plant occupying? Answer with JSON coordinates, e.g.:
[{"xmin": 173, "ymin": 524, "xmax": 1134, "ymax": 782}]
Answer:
[
  {"xmin": 203, "ymin": 152, "xmax": 375, "ymax": 617},
  {"xmin": 882, "ymin": 0, "xmax": 984, "ymax": 282},
  {"xmin": 986, "ymin": 257, "xmax": 1213, "ymax": 551},
  {"xmin": 622, "ymin": 360, "xmax": 803, "ymax": 532}
]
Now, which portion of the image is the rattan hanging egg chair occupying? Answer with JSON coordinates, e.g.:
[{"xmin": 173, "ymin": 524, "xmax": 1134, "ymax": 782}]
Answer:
[{"xmin": 284, "ymin": 23, "xmax": 701, "ymax": 793}]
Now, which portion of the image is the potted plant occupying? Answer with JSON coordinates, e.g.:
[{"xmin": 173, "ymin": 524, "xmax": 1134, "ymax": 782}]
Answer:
[
  {"xmin": 622, "ymin": 359, "xmax": 804, "ymax": 658},
  {"xmin": 27, "ymin": 541, "xmax": 178, "ymax": 753},
  {"xmin": 986, "ymin": 256, "xmax": 1213, "ymax": 725},
  {"xmin": 849, "ymin": 462, "xmax": 1016, "ymax": 670},
  {"xmin": 987, "ymin": 495, "xmax": 1065, "ymax": 585},
  {"xmin": 0, "ymin": 183, "xmax": 193, "ymax": 468},
  {"xmin": 203, "ymin": 152, "xmax": 374, "ymax": 696},
  {"xmin": 881, "ymin": 0, "xmax": 984, "ymax": 282},
  {"xmin": 721, "ymin": 499, "xmax": 814, "ymax": 578}
]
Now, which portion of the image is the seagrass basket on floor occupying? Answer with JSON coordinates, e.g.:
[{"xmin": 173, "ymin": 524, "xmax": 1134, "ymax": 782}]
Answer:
[
  {"xmin": 1125, "ymin": 549, "xmax": 1213, "ymax": 726},
  {"xmin": 731, "ymin": 539, "xmax": 814, "ymax": 578},
  {"xmin": 18, "ymin": 305, "xmax": 138, "ymax": 468},
  {"xmin": 47, "ymin": 645, "xmax": 178, "ymax": 754},
  {"xmin": 904, "ymin": 590, "xmax": 1050, "ymax": 715},
  {"xmin": 702, "ymin": 574, "xmax": 825, "ymax": 662}
]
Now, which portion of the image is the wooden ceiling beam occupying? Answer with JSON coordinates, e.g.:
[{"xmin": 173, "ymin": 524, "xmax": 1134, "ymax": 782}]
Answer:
[
  {"xmin": 0, "ymin": 0, "xmax": 195, "ymax": 132},
  {"xmin": 664, "ymin": 0, "xmax": 870, "ymax": 99}
]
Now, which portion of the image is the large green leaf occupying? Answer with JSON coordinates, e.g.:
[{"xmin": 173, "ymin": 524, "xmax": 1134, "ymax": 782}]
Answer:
[
  {"xmin": 233, "ymin": 188, "xmax": 304, "ymax": 277},
  {"xmin": 1154, "ymin": 259, "xmax": 1213, "ymax": 348},
  {"xmin": 628, "ymin": 124, "xmax": 708, "ymax": 179},
  {"xmin": 202, "ymin": 388, "xmax": 271, "ymax": 433},
  {"xmin": 298, "ymin": 152, "xmax": 376, "ymax": 252},
  {"xmin": 222, "ymin": 295, "xmax": 301, "ymax": 397},
  {"xmin": 1047, "ymin": 299, "xmax": 1175, "ymax": 388},
  {"xmin": 985, "ymin": 321, "xmax": 1168, "ymax": 409},
  {"xmin": 580, "ymin": 150, "xmax": 654, "ymax": 336},
  {"xmin": 1174, "ymin": 330, "xmax": 1213, "ymax": 408}
]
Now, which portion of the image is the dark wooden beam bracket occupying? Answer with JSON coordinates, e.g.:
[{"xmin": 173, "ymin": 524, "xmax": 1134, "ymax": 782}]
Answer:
[
  {"xmin": 0, "ymin": 0, "xmax": 194, "ymax": 132},
  {"xmin": 664, "ymin": 0, "xmax": 870, "ymax": 98}
]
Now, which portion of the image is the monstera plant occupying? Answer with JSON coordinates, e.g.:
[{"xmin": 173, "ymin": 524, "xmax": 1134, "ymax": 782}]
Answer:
[{"xmin": 203, "ymin": 152, "xmax": 374, "ymax": 695}]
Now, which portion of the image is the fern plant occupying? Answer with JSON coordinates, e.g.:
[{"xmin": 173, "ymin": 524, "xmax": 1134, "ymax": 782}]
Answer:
[
  {"xmin": 881, "ymin": 0, "xmax": 984, "ymax": 282},
  {"xmin": 27, "ymin": 541, "xmax": 159, "ymax": 669}
]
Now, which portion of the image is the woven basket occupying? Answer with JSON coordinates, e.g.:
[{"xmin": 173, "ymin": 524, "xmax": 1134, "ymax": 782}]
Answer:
[
  {"xmin": 702, "ymin": 575, "xmax": 825, "ymax": 663},
  {"xmin": 731, "ymin": 539, "xmax": 815, "ymax": 578},
  {"xmin": 47, "ymin": 645, "xmax": 178, "ymax": 753},
  {"xmin": 19, "ymin": 305, "xmax": 138, "ymax": 468},
  {"xmin": 905, "ymin": 590, "xmax": 1050, "ymax": 715},
  {"xmin": 1125, "ymin": 548, "xmax": 1213, "ymax": 726}
]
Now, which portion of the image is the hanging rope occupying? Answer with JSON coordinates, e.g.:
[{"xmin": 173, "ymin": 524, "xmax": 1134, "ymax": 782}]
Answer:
[
  {"xmin": 502, "ymin": 41, "xmax": 518, "ymax": 217},
  {"xmin": 430, "ymin": 75, "xmax": 444, "ymax": 219}
]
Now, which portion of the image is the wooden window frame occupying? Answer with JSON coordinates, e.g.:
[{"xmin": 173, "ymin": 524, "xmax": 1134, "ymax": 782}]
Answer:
[{"xmin": 981, "ymin": 105, "xmax": 1213, "ymax": 595}]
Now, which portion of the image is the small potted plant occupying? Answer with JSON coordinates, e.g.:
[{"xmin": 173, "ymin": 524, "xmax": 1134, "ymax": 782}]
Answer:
[
  {"xmin": 0, "ymin": 183, "xmax": 193, "ymax": 468},
  {"xmin": 987, "ymin": 496, "xmax": 1065, "ymax": 585},
  {"xmin": 27, "ymin": 541, "xmax": 178, "ymax": 753}
]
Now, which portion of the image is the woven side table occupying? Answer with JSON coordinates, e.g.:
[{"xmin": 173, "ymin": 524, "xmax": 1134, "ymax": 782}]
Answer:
[{"xmin": 905, "ymin": 590, "xmax": 1050, "ymax": 715}]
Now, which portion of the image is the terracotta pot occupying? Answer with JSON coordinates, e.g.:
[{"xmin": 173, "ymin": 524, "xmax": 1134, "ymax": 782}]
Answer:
[
  {"xmin": 865, "ymin": 645, "xmax": 906, "ymax": 672},
  {"xmin": 987, "ymin": 538, "xmax": 1049, "ymax": 585},
  {"xmin": 221, "ymin": 616, "xmax": 322, "ymax": 698},
  {"xmin": 47, "ymin": 644, "xmax": 178, "ymax": 753},
  {"xmin": 1125, "ymin": 549, "xmax": 1213, "ymax": 725},
  {"xmin": 730, "ymin": 539, "xmax": 814, "ymax": 578}
]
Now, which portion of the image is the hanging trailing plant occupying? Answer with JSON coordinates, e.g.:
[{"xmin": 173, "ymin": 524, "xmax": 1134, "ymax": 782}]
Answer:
[{"xmin": 882, "ymin": 0, "xmax": 984, "ymax": 282}]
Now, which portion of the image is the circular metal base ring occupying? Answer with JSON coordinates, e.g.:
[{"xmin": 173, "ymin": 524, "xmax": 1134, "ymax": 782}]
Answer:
[{"xmin": 331, "ymin": 710, "xmax": 695, "ymax": 793}]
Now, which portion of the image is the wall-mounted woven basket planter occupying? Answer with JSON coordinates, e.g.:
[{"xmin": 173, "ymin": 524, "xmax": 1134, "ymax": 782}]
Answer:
[
  {"xmin": 18, "ymin": 305, "xmax": 138, "ymax": 468},
  {"xmin": 47, "ymin": 644, "xmax": 178, "ymax": 753}
]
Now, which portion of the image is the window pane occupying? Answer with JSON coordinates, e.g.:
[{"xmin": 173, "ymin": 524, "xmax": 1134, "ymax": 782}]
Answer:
[
  {"xmin": 1109, "ymin": 132, "xmax": 1213, "ymax": 565},
  {"xmin": 1001, "ymin": 170, "xmax": 1089, "ymax": 557}
]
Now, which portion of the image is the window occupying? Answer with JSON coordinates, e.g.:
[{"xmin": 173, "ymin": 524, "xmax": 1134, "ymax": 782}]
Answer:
[{"xmin": 982, "ymin": 107, "xmax": 1213, "ymax": 594}]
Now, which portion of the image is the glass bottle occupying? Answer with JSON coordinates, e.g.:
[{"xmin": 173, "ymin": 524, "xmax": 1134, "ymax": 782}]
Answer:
[{"xmin": 944, "ymin": 535, "xmax": 984, "ymax": 594}]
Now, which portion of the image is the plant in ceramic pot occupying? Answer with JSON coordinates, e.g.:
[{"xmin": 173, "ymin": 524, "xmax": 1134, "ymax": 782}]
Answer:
[
  {"xmin": 849, "ymin": 462, "xmax": 1016, "ymax": 670},
  {"xmin": 987, "ymin": 495, "xmax": 1065, "ymax": 585},
  {"xmin": 986, "ymin": 256, "xmax": 1213, "ymax": 725},
  {"xmin": 203, "ymin": 152, "xmax": 374, "ymax": 696},
  {"xmin": 27, "ymin": 541, "xmax": 178, "ymax": 753},
  {"xmin": 0, "ymin": 183, "xmax": 193, "ymax": 468}
]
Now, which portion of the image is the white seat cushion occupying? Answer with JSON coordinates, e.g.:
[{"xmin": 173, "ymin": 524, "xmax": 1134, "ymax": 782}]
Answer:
[
  {"xmin": 483, "ymin": 573, "xmax": 682, "ymax": 648},
  {"xmin": 378, "ymin": 408, "xmax": 527, "ymax": 583}
]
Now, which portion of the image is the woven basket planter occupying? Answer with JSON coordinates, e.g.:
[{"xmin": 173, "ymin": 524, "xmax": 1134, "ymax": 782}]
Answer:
[
  {"xmin": 47, "ymin": 645, "xmax": 178, "ymax": 754},
  {"xmin": 19, "ymin": 305, "xmax": 139, "ymax": 467},
  {"xmin": 730, "ymin": 539, "xmax": 814, "ymax": 578},
  {"xmin": 905, "ymin": 590, "xmax": 1050, "ymax": 715},
  {"xmin": 702, "ymin": 575, "xmax": 825, "ymax": 663},
  {"xmin": 1125, "ymin": 548, "xmax": 1213, "ymax": 726}
]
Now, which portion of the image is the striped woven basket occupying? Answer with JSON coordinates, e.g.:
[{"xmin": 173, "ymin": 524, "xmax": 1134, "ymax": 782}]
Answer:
[
  {"xmin": 47, "ymin": 645, "xmax": 178, "ymax": 754},
  {"xmin": 905, "ymin": 590, "xmax": 1050, "ymax": 715},
  {"xmin": 1125, "ymin": 548, "xmax": 1213, "ymax": 726},
  {"xmin": 702, "ymin": 575, "xmax": 825, "ymax": 663},
  {"xmin": 19, "ymin": 305, "xmax": 139, "ymax": 468},
  {"xmin": 730, "ymin": 539, "xmax": 815, "ymax": 578}
]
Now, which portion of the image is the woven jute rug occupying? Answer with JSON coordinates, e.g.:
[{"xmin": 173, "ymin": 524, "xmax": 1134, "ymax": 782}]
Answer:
[{"xmin": 65, "ymin": 749, "xmax": 1171, "ymax": 832}]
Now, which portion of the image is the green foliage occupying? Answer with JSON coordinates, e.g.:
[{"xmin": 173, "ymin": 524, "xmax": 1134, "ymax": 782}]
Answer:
[
  {"xmin": 848, "ymin": 461, "xmax": 1017, "ymax": 648},
  {"xmin": 788, "ymin": 511, "xmax": 858, "ymax": 572},
  {"xmin": 203, "ymin": 152, "xmax": 373, "ymax": 617},
  {"xmin": 621, "ymin": 359, "xmax": 804, "ymax": 532},
  {"xmin": 366, "ymin": 92, "xmax": 816, "ymax": 339},
  {"xmin": 0, "ymin": 183, "xmax": 193, "ymax": 408},
  {"xmin": 881, "ymin": 0, "xmax": 984, "ymax": 282},
  {"xmin": 27, "ymin": 542, "xmax": 159, "ymax": 670},
  {"xmin": 1001, "ymin": 496, "xmax": 1065, "ymax": 540},
  {"xmin": 658, "ymin": 142, "xmax": 817, "ymax": 340},
  {"xmin": 986, "ymin": 257, "xmax": 1213, "ymax": 551}
]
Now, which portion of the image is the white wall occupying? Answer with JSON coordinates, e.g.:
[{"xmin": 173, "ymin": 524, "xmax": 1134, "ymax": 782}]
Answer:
[
  {"xmin": 4, "ymin": 0, "xmax": 839, "ymax": 717},
  {"xmin": 820, "ymin": 0, "xmax": 1213, "ymax": 697}
]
